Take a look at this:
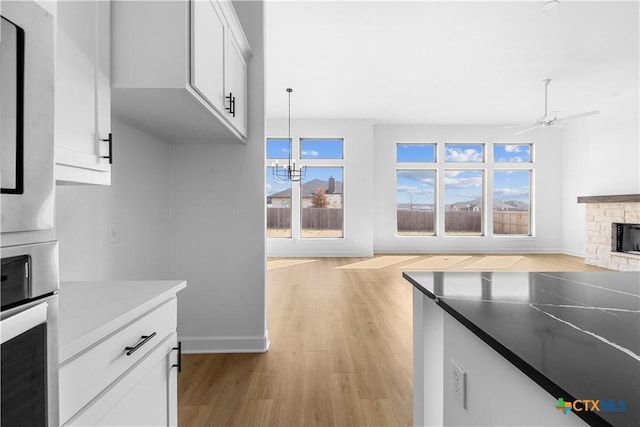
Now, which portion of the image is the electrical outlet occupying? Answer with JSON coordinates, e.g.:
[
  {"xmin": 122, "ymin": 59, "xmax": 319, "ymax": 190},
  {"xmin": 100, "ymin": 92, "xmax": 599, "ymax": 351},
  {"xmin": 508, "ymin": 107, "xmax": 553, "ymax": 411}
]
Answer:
[
  {"xmin": 451, "ymin": 359, "xmax": 466, "ymax": 409},
  {"xmin": 108, "ymin": 223, "xmax": 121, "ymax": 244}
]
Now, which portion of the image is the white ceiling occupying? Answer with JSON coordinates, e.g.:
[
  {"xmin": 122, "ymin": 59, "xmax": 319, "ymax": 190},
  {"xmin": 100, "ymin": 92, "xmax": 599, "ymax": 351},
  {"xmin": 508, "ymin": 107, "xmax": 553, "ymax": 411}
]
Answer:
[{"xmin": 265, "ymin": 0, "xmax": 639, "ymax": 125}]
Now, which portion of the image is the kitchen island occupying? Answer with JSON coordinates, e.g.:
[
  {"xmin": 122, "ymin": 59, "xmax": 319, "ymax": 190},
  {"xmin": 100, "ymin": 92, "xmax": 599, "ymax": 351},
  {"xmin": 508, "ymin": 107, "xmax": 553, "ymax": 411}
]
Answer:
[{"xmin": 403, "ymin": 271, "xmax": 639, "ymax": 427}]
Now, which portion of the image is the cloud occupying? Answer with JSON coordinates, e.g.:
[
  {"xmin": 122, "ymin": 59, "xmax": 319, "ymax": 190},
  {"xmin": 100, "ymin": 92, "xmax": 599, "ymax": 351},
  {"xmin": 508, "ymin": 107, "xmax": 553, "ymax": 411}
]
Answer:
[
  {"xmin": 494, "ymin": 188, "xmax": 529, "ymax": 198},
  {"xmin": 266, "ymin": 184, "xmax": 272, "ymax": 191},
  {"xmin": 301, "ymin": 150, "xmax": 319, "ymax": 157},
  {"xmin": 398, "ymin": 171, "xmax": 435, "ymax": 185},
  {"xmin": 444, "ymin": 175, "xmax": 482, "ymax": 188},
  {"xmin": 504, "ymin": 145, "xmax": 521, "ymax": 153},
  {"xmin": 397, "ymin": 185, "xmax": 434, "ymax": 195},
  {"xmin": 445, "ymin": 148, "xmax": 483, "ymax": 162}
]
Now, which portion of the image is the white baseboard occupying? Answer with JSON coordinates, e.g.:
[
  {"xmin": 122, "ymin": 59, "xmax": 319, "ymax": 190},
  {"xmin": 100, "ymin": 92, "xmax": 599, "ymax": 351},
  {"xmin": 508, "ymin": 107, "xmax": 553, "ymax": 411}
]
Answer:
[{"xmin": 180, "ymin": 331, "xmax": 270, "ymax": 354}]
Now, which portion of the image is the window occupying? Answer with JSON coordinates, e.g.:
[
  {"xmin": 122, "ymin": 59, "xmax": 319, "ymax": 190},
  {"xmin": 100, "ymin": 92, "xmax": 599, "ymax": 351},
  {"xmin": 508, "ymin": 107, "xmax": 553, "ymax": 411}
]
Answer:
[
  {"xmin": 397, "ymin": 143, "xmax": 436, "ymax": 162},
  {"xmin": 397, "ymin": 170, "xmax": 435, "ymax": 235},
  {"xmin": 266, "ymin": 138, "xmax": 291, "ymax": 159},
  {"xmin": 494, "ymin": 144, "xmax": 532, "ymax": 163},
  {"xmin": 301, "ymin": 167, "xmax": 343, "ymax": 238},
  {"xmin": 395, "ymin": 141, "xmax": 534, "ymax": 237},
  {"xmin": 266, "ymin": 138, "xmax": 344, "ymax": 239},
  {"xmin": 445, "ymin": 170, "xmax": 483, "ymax": 235},
  {"xmin": 493, "ymin": 170, "xmax": 531, "ymax": 235},
  {"xmin": 266, "ymin": 166, "xmax": 291, "ymax": 238},
  {"xmin": 301, "ymin": 138, "xmax": 343, "ymax": 159},
  {"xmin": 445, "ymin": 143, "xmax": 484, "ymax": 162}
]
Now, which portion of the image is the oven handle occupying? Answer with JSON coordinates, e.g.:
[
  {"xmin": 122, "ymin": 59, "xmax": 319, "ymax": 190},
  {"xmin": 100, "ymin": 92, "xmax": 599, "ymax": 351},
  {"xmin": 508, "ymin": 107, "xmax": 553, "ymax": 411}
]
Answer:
[{"xmin": 0, "ymin": 302, "xmax": 48, "ymax": 344}]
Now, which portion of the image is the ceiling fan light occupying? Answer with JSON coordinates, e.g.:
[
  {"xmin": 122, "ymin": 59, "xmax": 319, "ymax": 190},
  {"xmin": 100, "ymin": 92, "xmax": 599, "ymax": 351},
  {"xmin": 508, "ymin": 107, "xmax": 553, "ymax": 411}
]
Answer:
[{"xmin": 541, "ymin": 0, "xmax": 560, "ymax": 12}]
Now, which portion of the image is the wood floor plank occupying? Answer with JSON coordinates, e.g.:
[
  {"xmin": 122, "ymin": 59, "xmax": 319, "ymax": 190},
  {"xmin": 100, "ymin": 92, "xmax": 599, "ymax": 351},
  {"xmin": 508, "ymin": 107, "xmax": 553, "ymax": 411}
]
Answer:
[
  {"xmin": 329, "ymin": 373, "xmax": 367, "ymax": 426},
  {"xmin": 360, "ymin": 398, "xmax": 401, "ymax": 427},
  {"xmin": 302, "ymin": 350, "xmax": 333, "ymax": 426}
]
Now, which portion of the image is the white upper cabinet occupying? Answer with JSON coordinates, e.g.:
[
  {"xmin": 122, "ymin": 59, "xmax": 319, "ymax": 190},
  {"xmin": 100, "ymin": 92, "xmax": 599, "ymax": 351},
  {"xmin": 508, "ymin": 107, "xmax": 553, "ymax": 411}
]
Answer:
[
  {"xmin": 55, "ymin": 0, "xmax": 112, "ymax": 185},
  {"xmin": 111, "ymin": 0, "xmax": 251, "ymax": 142},
  {"xmin": 190, "ymin": 0, "xmax": 226, "ymax": 115}
]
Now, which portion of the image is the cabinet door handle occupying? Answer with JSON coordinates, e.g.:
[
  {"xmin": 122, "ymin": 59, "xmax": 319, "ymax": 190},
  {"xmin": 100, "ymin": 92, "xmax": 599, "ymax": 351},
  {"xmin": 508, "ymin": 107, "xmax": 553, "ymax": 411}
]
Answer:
[
  {"xmin": 225, "ymin": 92, "xmax": 236, "ymax": 117},
  {"xmin": 100, "ymin": 133, "xmax": 113, "ymax": 164},
  {"xmin": 124, "ymin": 332, "xmax": 156, "ymax": 356},
  {"xmin": 172, "ymin": 341, "xmax": 182, "ymax": 373}
]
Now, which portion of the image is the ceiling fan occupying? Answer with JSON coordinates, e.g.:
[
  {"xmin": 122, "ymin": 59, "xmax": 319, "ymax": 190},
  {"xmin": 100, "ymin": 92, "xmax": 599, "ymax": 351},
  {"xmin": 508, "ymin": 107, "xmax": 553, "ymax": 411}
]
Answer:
[{"xmin": 506, "ymin": 79, "xmax": 600, "ymax": 135}]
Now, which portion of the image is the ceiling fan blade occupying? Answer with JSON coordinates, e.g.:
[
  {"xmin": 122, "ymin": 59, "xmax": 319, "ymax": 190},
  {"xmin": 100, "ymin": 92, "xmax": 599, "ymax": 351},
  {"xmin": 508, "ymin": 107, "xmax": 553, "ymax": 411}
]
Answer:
[
  {"xmin": 513, "ymin": 125, "xmax": 541, "ymax": 136},
  {"xmin": 504, "ymin": 123, "xmax": 537, "ymax": 129},
  {"xmin": 556, "ymin": 110, "xmax": 600, "ymax": 121}
]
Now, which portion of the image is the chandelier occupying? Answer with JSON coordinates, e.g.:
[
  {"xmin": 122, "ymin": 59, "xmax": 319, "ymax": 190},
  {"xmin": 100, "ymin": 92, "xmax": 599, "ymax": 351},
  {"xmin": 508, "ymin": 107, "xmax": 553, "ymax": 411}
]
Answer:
[{"xmin": 272, "ymin": 88, "xmax": 306, "ymax": 182}]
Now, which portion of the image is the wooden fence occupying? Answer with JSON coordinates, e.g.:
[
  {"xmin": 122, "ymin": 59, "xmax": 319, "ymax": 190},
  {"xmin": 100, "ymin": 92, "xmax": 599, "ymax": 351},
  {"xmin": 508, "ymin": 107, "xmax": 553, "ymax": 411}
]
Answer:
[
  {"xmin": 397, "ymin": 210, "xmax": 435, "ymax": 233},
  {"xmin": 493, "ymin": 211, "xmax": 529, "ymax": 235},
  {"xmin": 269, "ymin": 207, "xmax": 528, "ymax": 234},
  {"xmin": 397, "ymin": 210, "xmax": 529, "ymax": 234},
  {"xmin": 267, "ymin": 207, "xmax": 343, "ymax": 230}
]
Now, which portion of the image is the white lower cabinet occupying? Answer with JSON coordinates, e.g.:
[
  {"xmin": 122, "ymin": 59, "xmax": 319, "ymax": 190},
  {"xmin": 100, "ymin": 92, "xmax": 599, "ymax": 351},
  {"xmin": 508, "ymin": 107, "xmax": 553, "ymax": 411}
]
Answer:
[
  {"xmin": 60, "ymin": 297, "xmax": 181, "ymax": 426},
  {"xmin": 67, "ymin": 333, "xmax": 178, "ymax": 427}
]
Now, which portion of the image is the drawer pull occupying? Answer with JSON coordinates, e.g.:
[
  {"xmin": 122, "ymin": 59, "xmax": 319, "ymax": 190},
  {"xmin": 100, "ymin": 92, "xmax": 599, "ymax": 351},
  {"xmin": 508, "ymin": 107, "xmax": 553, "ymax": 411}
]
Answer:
[
  {"xmin": 100, "ymin": 133, "xmax": 113, "ymax": 164},
  {"xmin": 172, "ymin": 341, "xmax": 182, "ymax": 373},
  {"xmin": 124, "ymin": 332, "xmax": 156, "ymax": 356}
]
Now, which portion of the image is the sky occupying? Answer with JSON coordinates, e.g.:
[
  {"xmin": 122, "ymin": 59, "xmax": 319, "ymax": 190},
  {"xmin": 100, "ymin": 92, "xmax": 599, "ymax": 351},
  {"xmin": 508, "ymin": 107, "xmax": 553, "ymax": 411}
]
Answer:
[
  {"xmin": 266, "ymin": 138, "xmax": 343, "ymax": 159},
  {"xmin": 396, "ymin": 144, "xmax": 531, "ymax": 206},
  {"xmin": 266, "ymin": 140, "xmax": 530, "ymax": 205},
  {"xmin": 266, "ymin": 139, "xmax": 343, "ymax": 197}
]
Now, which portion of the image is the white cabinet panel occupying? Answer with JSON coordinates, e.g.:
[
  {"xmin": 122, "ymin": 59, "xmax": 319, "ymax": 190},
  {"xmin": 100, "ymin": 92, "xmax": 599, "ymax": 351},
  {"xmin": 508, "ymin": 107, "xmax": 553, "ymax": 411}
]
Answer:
[
  {"xmin": 191, "ymin": 0, "xmax": 226, "ymax": 115},
  {"xmin": 226, "ymin": 33, "xmax": 248, "ymax": 137},
  {"xmin": 66, "ymin": 333, "xmax": 179, "ymax": 427},
  {"xmin": 55, "ymin": 0, "xmax": 111, "ymax": 185}
]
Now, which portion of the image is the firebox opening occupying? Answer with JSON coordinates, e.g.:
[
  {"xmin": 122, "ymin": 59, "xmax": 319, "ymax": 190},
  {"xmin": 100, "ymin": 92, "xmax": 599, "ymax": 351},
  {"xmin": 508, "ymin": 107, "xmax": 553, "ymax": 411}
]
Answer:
[{"xmin": 613, "ymin": 223, "xmax": 640, "ymax": 255}]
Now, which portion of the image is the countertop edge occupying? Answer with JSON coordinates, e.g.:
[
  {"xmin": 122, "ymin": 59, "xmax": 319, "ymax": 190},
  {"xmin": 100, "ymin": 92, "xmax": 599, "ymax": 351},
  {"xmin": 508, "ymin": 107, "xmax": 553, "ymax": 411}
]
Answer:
[
  {"xmin": 59, "ymin": 281, "xmax": 187, "ymax": 364},
  {"xmin": 404, "ymin": 272, "xmax": 614, "ymax": 427}
]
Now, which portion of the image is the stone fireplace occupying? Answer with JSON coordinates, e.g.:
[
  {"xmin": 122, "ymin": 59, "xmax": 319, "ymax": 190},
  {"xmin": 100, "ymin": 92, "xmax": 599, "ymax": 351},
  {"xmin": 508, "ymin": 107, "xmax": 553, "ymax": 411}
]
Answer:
[{"xmin": 578, "ymin": 194, "xmax": 640, "ymax": 271}]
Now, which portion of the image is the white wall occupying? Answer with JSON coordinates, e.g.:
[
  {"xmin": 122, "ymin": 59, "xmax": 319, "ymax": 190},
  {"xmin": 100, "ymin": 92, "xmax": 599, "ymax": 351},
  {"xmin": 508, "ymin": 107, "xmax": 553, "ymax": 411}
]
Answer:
[
  {"xmin": 55, "ymin": 117, "xmax": 172, "ymax": 280},
  {"xmin": 170, "ymin": 1, "xmax": 268, "ymax": 353},
  {"xmin": 560, "ymin": 88, "xmax": 640, "ymax": 256},
  {"xmin": 374, "ymin": 125, "xmax": 564, "ymax": 253},
  {"xmin": 266, "ymin": 119, "xmax": 374, "ymax": 257}
]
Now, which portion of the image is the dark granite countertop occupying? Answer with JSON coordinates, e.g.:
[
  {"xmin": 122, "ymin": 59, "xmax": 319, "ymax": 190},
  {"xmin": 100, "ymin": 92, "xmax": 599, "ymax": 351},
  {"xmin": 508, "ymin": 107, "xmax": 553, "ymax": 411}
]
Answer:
[{"xmin": 403, "ymin": 271, "xmax": 640, "ymax": 427}]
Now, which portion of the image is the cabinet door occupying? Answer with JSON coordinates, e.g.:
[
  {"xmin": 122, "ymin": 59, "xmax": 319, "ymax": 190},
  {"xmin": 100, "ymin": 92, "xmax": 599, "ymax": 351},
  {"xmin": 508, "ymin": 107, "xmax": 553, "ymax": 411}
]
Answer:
[
  {"xmin": 225, "ymin": 32, "xmax": 248, "ymax": 138},
  {"xmin": 55, "ymin": 0, "xmax": 111, "ymax": 185},
  {"xmin": 190, "ymin": 0, "xmax": 225, "ymax": 115},
  {"xmin": 66, "ymin": 334, "xmax": 178, "ymax": 427}
]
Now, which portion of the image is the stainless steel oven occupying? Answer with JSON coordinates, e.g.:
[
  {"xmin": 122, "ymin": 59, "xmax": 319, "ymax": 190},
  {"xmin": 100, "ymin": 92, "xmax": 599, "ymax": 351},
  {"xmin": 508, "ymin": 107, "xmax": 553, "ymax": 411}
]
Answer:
[
  {"xmin": 1, "ymin": 0, "xmax": 55, "ymax": 234},
  {"xmin": 1, "ymin": 241, "xmax": 59, "ymax": 427},
  {"xmin": 1, "ymin": 2, "xmax": 58, "ymax": 426}
]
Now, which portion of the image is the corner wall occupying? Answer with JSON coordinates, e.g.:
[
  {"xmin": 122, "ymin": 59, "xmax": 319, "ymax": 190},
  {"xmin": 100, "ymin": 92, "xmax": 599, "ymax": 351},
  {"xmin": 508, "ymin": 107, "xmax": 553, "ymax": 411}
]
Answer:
[
  {"xmin": 56, "ymin": 117, "xmax": 172, "ymax": 280},
  {"xmin": 560, "ymin": 88, "xmax": 640, "ymax": 257},
  {"xmin": 170, "ymin": 1, "xmax": 268, "ymax": 352}
]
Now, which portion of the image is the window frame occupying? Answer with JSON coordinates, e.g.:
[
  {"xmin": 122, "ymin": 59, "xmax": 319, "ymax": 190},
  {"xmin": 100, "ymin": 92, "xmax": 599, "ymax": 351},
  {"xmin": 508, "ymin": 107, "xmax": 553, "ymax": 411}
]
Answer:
[
  {"xmin": 266, "ymin": 137, "xmax": 345, "ymax": 240},
  {"xmin": 394, "ymin": 141, "xmax": 535, "ymax": 238}
]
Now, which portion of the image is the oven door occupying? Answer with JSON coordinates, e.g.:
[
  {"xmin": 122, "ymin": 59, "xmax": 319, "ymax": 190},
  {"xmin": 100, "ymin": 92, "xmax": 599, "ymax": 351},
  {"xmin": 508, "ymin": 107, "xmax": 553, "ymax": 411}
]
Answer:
[
  {"xmin": 0, "ymin": 0, "xmax": 55, "ymax": 233},
  {"xmin": 1, "ymin": 296, "xmax": 59, "ymax": 427}
]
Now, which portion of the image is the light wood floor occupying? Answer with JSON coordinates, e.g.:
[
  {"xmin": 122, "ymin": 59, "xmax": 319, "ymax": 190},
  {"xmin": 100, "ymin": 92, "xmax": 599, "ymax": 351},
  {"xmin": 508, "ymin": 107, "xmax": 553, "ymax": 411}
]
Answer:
[{"xmin": 178, "ymin": 254, "xmax": 606, "ymax": 426}]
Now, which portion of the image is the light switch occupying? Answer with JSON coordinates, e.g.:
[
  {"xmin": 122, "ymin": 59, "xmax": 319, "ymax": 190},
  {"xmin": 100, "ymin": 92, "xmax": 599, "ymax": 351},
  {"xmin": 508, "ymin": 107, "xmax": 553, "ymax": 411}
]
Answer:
[{"xmin": 108, "ymin": 223, "xmax": 121, "ymax": 244}]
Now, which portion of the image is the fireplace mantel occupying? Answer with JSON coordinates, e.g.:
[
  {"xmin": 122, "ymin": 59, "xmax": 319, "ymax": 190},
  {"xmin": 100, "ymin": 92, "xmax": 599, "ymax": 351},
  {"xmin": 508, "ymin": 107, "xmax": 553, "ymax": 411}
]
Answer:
[{"xmin": 577, "ymin": 194, "xmax": 640, "ymax": 203}]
